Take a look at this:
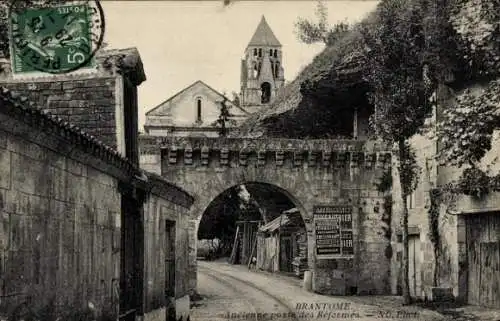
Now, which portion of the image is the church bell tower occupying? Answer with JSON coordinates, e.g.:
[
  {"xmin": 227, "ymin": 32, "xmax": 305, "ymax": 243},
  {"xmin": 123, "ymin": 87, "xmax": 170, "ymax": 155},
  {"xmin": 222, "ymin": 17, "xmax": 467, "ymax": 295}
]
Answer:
[{"xmin": 240, "ymin": 16, "xmax": 284, "ymax": 113}]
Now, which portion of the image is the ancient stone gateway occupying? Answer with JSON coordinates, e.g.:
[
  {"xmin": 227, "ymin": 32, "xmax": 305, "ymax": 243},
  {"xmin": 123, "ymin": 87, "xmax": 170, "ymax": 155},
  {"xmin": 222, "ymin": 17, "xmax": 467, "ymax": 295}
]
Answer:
[{"xmin": 139, "ymin": 136, "xmax": 394, "ymax": 296}]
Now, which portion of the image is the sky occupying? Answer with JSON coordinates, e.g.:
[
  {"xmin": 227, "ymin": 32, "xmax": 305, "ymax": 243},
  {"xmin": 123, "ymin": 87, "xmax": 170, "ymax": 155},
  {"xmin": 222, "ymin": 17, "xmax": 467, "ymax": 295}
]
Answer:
[{"xmin": 100, "ymin": 1, "xmax": 379, "ymax": 130}]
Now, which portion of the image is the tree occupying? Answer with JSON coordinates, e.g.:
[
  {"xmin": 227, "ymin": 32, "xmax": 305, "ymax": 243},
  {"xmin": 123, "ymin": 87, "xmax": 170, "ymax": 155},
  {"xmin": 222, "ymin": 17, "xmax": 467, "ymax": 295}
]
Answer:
[
  {"xmin": 231, "ymin": 91, "xmax": 240, "ymax": 107},
  {"xmin": 294, "ymin": 0, "xmax": 350, "ymax": 46},
  {"xmin": 198, "ymin": 187, "xmax": 244, "ymax": 257},
  {"xmin": 213, "ymin": 95, "xmax": 236, "ymax": 137},
  {"xmin": 198, "ymin": 185, "xmax": 263, "ymax": 258},
  {"xmin": 359, "ymin": 0, "xmax": 431, "ymax": 304}
]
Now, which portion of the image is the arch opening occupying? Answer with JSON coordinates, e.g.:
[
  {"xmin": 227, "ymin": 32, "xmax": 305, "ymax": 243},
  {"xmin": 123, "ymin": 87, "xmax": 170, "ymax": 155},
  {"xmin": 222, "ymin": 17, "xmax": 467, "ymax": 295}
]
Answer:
[
  {"xmin": 196, "ymin": 182, "xmax": 309, "ymax": 277},
  {"xmin": 260, "ymin": 82, "xmax": 271, "ymax": 104}
]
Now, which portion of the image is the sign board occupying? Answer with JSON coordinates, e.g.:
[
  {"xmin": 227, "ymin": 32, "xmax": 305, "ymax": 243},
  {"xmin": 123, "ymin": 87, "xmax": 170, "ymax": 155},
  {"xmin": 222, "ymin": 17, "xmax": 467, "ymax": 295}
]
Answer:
[{"xmin": 314, "ymin": 205, "xmax": 354, "ymax": 257}]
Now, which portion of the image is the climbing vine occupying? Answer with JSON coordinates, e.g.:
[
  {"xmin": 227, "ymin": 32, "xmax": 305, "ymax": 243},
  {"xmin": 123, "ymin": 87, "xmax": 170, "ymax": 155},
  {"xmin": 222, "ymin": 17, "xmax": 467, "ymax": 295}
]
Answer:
[
  {"xmin": 448, "ymin": 0, "xmax": 500, "ymax": 78},
  {"xmin": 437, "ymin": 79, "xmax": 500, "ymax": 168},
  {"xmin": 375, "ymin": 170, "xmax": 393, "ymax": 194},
  {"xmin": 375, "ymin": 170, "xmax": 393, "ymax": 258},
  {"xmin": 437, "ymin": 79, "xmax": 500, "ymax": 198},
  {"xmin": 428, "ymin": 188, "xmax": 441, "ymax": 286},
  {"xmin": 427, "ymin": 182, "xmax": 460, "ymax": 286}
]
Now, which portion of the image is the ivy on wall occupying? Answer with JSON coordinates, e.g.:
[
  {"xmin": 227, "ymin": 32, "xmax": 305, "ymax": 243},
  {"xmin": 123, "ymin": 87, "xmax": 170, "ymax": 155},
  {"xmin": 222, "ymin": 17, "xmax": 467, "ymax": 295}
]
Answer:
[
  {"xmin": 438, "ymin": 79, "xmax": 500, "ymax": 168},
  {"xmin": 375, "ymin": 170, "xmax": 393, "ymax": 259},
  {"xmin": 449, "ymin": 0, "xmax": 500, "ymax": 78},
  {"xmin": 428, "ymin": 188, "xmax": 441, "ymax": 286},
  {"xmin": 437, "ymin": 79, "xmax": 500, "ymax": 198}
]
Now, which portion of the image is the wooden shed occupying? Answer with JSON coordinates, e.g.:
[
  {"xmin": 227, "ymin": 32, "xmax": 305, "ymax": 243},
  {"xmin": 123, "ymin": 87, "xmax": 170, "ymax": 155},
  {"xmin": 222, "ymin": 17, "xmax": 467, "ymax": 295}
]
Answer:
[
  {"xmin": 256, "ymin": 208, "xmax": 308, "ymax": 276},
  {"xmin": 228, "ymin": 220, "xmax": 262, "ymax": 265}
]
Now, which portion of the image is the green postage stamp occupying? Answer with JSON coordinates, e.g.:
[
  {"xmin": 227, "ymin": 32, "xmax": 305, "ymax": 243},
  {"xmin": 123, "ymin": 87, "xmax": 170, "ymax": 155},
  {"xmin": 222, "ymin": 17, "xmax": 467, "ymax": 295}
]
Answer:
[{"xmin": 9, "ymin": 0, "xmax": 105, "ymax": 74}]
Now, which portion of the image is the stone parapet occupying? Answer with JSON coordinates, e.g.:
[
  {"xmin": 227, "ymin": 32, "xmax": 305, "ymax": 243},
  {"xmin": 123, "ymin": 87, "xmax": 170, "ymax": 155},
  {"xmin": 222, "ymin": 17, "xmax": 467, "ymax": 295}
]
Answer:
[
  {"xmin": 140, "ymin": 136, "xmax": 391, "ymax": 152},
  {"xmin": 139, "ymin": 136, "xmax": 392, "ymax": 170}
]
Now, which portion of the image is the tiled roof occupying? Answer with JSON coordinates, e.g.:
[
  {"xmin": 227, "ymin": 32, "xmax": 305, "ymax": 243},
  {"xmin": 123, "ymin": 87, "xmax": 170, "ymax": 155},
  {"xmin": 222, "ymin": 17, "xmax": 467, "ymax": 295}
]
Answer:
[
  {"xmin": 247, "ymin": 16, "xmax": 281, "ymax": 48},
  {"xmin": 0, "ymin": 86, "xmax": 137, "ymax": 174},
  {"xmin": 145, "ymin": 80, "xmax": 249, "ymax": 117}
]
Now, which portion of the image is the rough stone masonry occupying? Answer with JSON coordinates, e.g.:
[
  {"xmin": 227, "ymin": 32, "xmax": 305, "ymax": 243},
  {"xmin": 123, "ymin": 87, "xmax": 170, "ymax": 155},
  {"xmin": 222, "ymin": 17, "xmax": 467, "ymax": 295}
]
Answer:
[{"xmin": 140, "ymin": 135, "xmax": 395, "ymax": 296}]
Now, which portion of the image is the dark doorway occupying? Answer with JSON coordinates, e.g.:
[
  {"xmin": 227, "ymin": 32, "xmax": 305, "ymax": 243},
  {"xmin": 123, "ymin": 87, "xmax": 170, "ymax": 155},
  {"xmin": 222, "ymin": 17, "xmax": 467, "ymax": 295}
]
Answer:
[
  {"xmin": 165, "ymin": 220, "xmax": 176, "ymax": 321},
  {"xmin": 280, "ymin": 235, "xmax": 293, "ymax": 272},
  {"xmin": 261, "ymin": 82, "xmax": 271, "ymax": 104},
  {"xmin": 120, "ymin": 196, "xmax": 144, "ymax": 321}
]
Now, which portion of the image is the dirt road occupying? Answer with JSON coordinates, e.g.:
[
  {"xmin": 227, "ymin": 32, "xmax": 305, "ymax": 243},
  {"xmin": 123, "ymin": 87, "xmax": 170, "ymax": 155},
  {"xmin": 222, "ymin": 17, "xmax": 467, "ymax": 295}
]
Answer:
[{"xmin": 191, "ymin": 261, "xmax": 448, "ymax": 321}]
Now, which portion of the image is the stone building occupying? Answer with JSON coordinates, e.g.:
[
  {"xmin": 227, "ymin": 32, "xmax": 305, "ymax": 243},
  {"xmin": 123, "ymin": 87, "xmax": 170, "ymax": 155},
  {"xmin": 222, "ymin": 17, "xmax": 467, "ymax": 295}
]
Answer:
[
  {"xmin": 391, "ymin": 80, "xmax": 500, "ymax": 308},
  {"xmin": 144, "ymin": 80, "xmax": 248, "ymax": 137},
  {"xmin": 142, "ymin": 15, "xmax": 284, "ymax": 138},
  {"xmin": 140, "ymin": 135, "xmax": 394, "ymax": 297},
  {"xmin": 136, "ymin": 10, "xmax": 395, "ymax": 299},
  {"xmin": 0, "ymin": 49, "xmax": 194, "ymax": 321},
  {"xmin": 235, "ymin": 0, "xmax": 500, "ymax": 310},
  {"xmin": 239, "ymin": 15, "xmax": 285, "ymax": 113}
]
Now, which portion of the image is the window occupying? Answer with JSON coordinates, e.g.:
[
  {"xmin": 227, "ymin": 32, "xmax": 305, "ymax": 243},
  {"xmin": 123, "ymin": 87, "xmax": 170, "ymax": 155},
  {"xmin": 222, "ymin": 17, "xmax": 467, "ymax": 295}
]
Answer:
[
  {"xmin": 258, "ymin": 48, "xmax": 262, "ymax": 57},
  {"xmin": 261, "ymin": 82, "xmax": 271, "ymax": 104},
  {"xmin": 407, "ymin": 191, "xmax": 416, "ymax": 209},
  {"xmin": 274, "ymin": 49, "xmax": 278, "ymax": 58},
  {"xmin": 269, "ymin": 49, "xmax": 273, "ymax": 56},
  {"xmin": 196, "ymin": 98, "xmax": 202, "ymax": 123},
  {"xmin": 275, "ymin": 62, "xmax": 280, "ymax": 78},
  {"xmin": 253, "ymin": 48, "xmax": 257, "ymax": 56}
]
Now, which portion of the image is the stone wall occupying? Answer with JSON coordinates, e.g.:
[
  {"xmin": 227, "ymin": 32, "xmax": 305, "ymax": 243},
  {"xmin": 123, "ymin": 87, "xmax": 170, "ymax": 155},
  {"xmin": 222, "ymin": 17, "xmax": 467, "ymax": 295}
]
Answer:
[
  {"xmin": 139, "ymin": 136, "xmax": 394, "ymax": 296},
  {"xmin": 391, "ymin": 111, "xmax": 462, "ymax": 300},
  {"xmin": 0, "ymin": 77, "xmax": 118, "ymax": 149},
  {"xmin": 0, "ymin": 47, "xmax": 146, "ymax": 163},
  {"xmin": 0, "ymin": 53, "xmax": 194, "ymax": 320},
  {"xmin": 143, "ymin": 178, "xmax": 193, "ymax": 321},
  {"xmin": 393, "ymin": 79, "xmax": 500, "ymax": 301},
  {"xmin": 0, "ymin": 91, "xmax": 130, "ymax": 319}
]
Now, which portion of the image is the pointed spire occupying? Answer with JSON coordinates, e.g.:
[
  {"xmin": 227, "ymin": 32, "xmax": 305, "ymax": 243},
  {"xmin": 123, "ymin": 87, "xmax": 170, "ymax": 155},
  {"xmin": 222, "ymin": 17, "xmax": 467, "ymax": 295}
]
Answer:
[{"xmin": 247, "ymin": 15, "xmax": 281, "ymax": 48}]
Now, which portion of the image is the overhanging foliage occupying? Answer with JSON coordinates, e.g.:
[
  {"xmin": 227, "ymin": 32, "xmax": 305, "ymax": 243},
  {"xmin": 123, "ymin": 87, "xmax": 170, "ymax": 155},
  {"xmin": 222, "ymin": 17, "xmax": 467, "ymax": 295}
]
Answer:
[{"xmin": 238, "ymin": 0, "xmax": 500, "ymax": 137}]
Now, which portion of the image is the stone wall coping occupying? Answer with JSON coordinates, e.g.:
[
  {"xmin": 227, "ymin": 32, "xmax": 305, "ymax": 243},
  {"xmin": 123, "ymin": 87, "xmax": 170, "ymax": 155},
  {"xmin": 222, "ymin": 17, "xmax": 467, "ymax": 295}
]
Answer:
[
  {"xmin": 139, "ymin": 135, "xmax": 392, "ymax": 153},
  {"xmin": 1, "ymin": 86, "xmax": 194, "ymax": 208},
  {"xmin": 0, "ymin": 85, "xmax": 138, "ymax": 176},
  {"xmin": 96, "ymin": 47, "xmax": 146, "ymax": 86},
  {"xmin": 144, "ymin": 125, "xmax": 240, "ymax": 131}
]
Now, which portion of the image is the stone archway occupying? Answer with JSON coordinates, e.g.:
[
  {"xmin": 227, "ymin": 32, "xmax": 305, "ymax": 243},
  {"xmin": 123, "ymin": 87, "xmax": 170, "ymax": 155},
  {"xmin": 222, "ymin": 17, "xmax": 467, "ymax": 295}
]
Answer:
[
  {"xmin": 195, "ymin": 182, "xmax": 309, "ymax": 264},
  {"xmin": 139, "ymin": 136, "xmax": 394, "ymax": 296},
  {"xmin": 187, "ymin": 179, "xmax": 315, "ymax": 293},
  {"xmin": 195, "ymin": 182, "xmax": 309, "ymax": 226}
]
